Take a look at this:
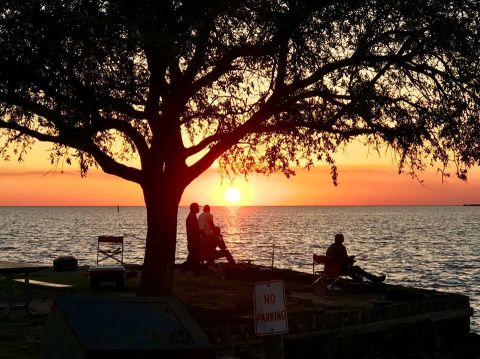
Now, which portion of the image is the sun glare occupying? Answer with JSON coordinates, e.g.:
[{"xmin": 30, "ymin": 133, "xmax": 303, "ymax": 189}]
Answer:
[{"xmin": 225, "ymin": 187, "xmax": 241, "ymax": 203}]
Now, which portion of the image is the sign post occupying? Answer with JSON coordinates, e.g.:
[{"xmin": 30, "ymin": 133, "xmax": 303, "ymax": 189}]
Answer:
[{"xmin": 253, "ymin": 280, "xmax": 288, "ymax": 359}]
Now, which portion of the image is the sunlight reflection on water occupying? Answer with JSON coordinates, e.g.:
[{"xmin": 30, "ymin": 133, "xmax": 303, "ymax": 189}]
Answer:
[{"xmin": 0, "ymin": 205, "xmax": 479, "ymax": 332}]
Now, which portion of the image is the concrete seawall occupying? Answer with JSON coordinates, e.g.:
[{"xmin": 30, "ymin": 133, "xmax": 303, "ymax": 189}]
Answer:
[{"xmin": 198, "ymin": 266, "xmax": 474, "ymax": 358}]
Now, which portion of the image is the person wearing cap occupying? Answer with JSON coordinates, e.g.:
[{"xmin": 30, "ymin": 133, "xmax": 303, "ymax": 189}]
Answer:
[
  {"xmin": 325, "ymin": 233, "xmax": 386, "ymax": 282},
  {"xmin": 180, "ymin": 202, "xmax": 202, "ymax": 275}
]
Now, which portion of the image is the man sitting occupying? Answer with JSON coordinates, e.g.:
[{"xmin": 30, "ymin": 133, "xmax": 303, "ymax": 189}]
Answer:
[
  {"xmin": 325, "ymin": 233, "xmax": 385, "ymax": 282},
  {"xmin": 201, "ymin": 226, "xmax": 236, "ymax": 265}
]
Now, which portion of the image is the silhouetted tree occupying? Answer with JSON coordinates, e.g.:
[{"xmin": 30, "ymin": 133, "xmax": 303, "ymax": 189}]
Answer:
[{"xmin": 1, "ymin": 0, "xmax": 480, "ymax": 295}]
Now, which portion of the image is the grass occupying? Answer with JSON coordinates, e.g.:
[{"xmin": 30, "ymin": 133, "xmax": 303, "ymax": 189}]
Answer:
[
  {"xmin": 0, "ymin": 268, "xmax": 138, "ymax": 358},
  {"xmin": 3, "ymin": 266, "xmax": 478, "ymax": 359},
  {"xmin": 0, "ymin": 264, "xmax": 371, "ymax": 358},
  {"xmin": 0, "ymin": 266, "xmax": 289, "ymax": 358}
]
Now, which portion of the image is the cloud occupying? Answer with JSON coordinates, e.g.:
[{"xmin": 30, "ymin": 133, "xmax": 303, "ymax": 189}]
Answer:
[{"xmin": 0, "ymin": 169, "xmax": 78, "ymax": 177}]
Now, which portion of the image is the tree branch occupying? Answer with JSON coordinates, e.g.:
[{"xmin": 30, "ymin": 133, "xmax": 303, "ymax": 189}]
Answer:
[
  {"xmin": 185, "ymin": 100, "xmax": 277, "ymax": 182},
  {"xmin": 188, "ymin": 41, "xmax": 279, "ymax": 96},
  {"xmin": 0, "ymin": 119, "xmax": 59, "ymax": 143},
  {"xmin": 0, "ymin": 119, "xmax": 143, "ymax": 183},
  {"xmin": 81, "ymin": 143, "xmax": 143, "ymax": 183},
  {"xmin": 94, "ymin": 119, "xmax": 150, "ymax": 159},
  {"xmin": 182, "ymin": 20, "xmax": 215, "ymax": 84}
]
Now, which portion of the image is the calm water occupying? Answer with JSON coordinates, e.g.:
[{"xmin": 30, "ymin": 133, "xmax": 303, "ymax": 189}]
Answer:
[{"xmin": 0, "ymin": 206, "xmax": 479, "ymax": 331}]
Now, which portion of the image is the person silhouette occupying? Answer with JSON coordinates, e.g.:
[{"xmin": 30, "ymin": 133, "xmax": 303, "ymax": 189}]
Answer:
[
  {"xmin": 198, "ymin": 204, "xmax": 215, "ymax": 239},
  {"xmin": 201, "ymin": 226, "xmax": 236, "ymax": 265},
  {"xmin": 180, "ymin": 202, "xmax": 202, "ymax": 276},
  {"xmin": 198, "ymin": 205, "xmax": 236, "ymax": 265},
  {"xmin": 325, "ymin": 233, "xmax": 385, "ymax": 282}
]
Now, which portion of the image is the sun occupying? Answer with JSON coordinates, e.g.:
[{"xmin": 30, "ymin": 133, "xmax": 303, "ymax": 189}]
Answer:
[{"xmin": 224, "ymin": 187, "xmax": 241, "ymax": 203}]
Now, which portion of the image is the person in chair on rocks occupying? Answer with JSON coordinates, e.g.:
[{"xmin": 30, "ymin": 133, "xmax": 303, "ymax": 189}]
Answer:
[{"xmin": 325, "ymin": 233, "xmax": 386, "ymax": 283}]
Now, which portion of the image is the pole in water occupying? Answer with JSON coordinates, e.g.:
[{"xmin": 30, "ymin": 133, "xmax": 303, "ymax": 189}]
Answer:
[
  {"xmin": 117, "ymin": 205, "xmax": 120, "ymax": 213},
  {"xmin": 271, "ymin": 242, "xmax": 275, "ymax": 269}
]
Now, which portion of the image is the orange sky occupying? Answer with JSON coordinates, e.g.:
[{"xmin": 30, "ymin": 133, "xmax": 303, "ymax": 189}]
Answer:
[{"xmin": 1, "ymin": 140, "xmax": 479, "ymax": 206}]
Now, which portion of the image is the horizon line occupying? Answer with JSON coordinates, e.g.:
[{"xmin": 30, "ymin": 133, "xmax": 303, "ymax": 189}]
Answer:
[{"xmin": 0, "ymin": 204, "xmax": 476, "ymax": 207}]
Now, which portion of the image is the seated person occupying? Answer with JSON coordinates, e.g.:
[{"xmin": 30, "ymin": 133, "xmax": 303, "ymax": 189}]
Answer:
[
  {"xmin": 201, "ymin": 226, "xmax": 236, "ymax": 265},
  {"xmin": 325, "ymin": 233, "xmax": 385, "ymax": 282}
]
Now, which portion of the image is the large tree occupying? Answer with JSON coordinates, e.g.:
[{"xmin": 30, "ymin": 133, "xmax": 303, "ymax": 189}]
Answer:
[{"xmin": 1, "ymin": 0, "xmax": 480, "ymax": 295}]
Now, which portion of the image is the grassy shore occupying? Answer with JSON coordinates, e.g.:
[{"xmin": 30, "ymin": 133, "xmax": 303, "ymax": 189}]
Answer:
[
  {"xmin": 0, "ymin": 265, "xmax": 283, "ymax": 358},
  {"xmin": 1, "ymin": 265, "xmax": 479, "ymax": 359}
]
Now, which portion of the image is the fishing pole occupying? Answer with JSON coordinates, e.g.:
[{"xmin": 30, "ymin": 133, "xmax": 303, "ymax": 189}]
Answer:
[
  {"xmin": 355, "ymin": 248, "xmax": 371, "ymax": 258},
  {"xmin": 354, "ymin": 238, "xmax": 392, "ymax": 258}
]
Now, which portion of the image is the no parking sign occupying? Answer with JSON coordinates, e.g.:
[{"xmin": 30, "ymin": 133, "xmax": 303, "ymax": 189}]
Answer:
[{"xmin": 253, "ymin": 280, "xmax": 288, "ymax": 336}]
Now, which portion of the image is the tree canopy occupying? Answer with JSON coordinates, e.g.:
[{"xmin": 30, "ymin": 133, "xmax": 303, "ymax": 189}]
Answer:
[{"xmin": 2, "ymin": 0, "xmax": 480, "ymax": 294}]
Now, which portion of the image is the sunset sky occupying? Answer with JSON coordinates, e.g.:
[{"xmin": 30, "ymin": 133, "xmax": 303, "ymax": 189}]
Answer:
[{"xmin": 1, "ymin": 140, "xmax": 479, "ymax": 206}]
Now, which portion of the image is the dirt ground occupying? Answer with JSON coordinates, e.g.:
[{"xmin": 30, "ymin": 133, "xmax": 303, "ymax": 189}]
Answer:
[{"xmin": 1, "ymin": 264, "xmax": 479, "ymax": 359}]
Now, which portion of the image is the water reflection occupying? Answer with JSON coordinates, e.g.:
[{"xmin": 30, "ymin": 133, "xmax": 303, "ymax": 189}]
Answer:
[{"xmin": 0, "ymin": 205, "xmax": 479, "ymax": 331}]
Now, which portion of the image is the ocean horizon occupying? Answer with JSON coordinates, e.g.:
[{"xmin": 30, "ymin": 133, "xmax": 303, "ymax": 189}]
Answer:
[
  {"xmin": 0, "ymin": 205, "xmax": 479, "ymax": 332},
  {"xmin": 0, "ymin": 204, "xmax": 477, "ymax": 206}
]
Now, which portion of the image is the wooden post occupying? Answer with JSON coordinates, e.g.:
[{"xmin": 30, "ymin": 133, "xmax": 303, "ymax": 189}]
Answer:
[{"xmin": 262, "ymin": 334, "xmax": 284, "ymax": 359}]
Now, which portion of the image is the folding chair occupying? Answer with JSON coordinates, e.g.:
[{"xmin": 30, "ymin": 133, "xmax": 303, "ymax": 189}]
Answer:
[
  {"xmin": 97, "ymin": 236, "xmax": 124, "ymax": 265},
  {"xmin": 312, "ymin": 254, "xmax": 343, "ymax": 290}
]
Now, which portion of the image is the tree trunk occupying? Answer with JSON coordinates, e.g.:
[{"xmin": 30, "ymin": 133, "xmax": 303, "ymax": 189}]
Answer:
[{"xmin": 137, "ymin": 178, "xmax": 183, "ymax": 296}]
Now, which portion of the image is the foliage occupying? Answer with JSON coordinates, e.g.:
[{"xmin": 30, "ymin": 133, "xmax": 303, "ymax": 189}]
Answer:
[
  {"xmin": 2, "ymin": 0, "xmax": 480, "ymax": 294},
  {"xmin": 1, "ymin": 1, "xmax": 480, "ymax": 184}
]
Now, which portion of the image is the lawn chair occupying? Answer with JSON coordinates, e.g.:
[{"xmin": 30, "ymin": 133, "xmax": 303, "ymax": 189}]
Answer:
[
  {"xmin": 97, "ymin": 236, "xmax": 124, "ymax": 265},
  {"xmin": 312, "ymin": 254, "xmax": 343, "ymax": 290}
]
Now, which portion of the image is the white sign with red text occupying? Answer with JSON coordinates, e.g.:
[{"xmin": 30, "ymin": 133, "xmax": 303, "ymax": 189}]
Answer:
[{"xmin": 253, "ymin": 280, "xmax": 288, "ymax": 336}]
